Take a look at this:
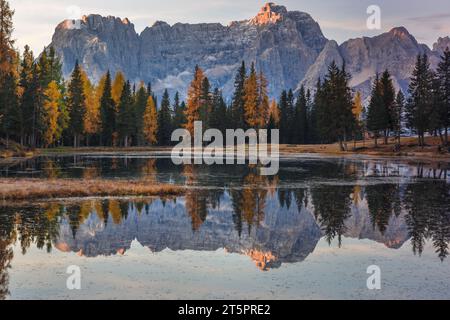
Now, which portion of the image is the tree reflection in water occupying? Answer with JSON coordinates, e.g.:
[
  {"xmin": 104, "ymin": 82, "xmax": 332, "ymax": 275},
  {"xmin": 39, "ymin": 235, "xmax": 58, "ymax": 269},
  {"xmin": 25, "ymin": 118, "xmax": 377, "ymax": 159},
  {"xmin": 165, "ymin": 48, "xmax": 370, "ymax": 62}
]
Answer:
[{"xmin": 0, "ymin": 158, "xmax": 448, "ymax": 299}]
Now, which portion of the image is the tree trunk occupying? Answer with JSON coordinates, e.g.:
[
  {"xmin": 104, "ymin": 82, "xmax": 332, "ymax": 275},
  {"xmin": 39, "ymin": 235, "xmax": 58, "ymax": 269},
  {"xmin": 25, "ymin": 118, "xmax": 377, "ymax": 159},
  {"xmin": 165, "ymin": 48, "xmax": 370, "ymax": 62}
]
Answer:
[{"xmin": 445, "ymin": 127, "xmax": 448, "ymax": 146}]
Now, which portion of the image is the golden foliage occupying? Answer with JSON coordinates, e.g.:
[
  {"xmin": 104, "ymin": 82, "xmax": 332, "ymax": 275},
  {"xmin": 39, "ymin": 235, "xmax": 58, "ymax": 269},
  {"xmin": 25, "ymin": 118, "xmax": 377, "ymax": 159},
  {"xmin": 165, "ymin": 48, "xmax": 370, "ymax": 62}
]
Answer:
[
  {"xmin": 111, "ymin": 71, "xmax": 126, "ymax": 106},
  {"xmin": 185, "ymin": 67, "xmax": 205, "ymax": 134},
  {"xmin": 42, "ymin": 81, "xmax": 61, "ymax": 147},
  {"xmin": 143, "ymin": 96, "xmax": 158, "ymax": 145},
  {"xmin": 81, "ymin": 70, "xmax": 101, "ymax": 135},
  {"xmin": 353, "ymin": 91, "xmax": 364, "ymax": 121}
]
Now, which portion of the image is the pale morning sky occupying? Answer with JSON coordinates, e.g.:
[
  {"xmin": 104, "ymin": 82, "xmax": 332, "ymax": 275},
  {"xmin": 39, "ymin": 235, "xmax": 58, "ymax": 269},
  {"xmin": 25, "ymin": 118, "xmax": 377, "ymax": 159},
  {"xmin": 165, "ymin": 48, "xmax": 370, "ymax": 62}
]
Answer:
[{"xmin": 9, "ymin": 0, "xmax": 450, "ymax": 54}]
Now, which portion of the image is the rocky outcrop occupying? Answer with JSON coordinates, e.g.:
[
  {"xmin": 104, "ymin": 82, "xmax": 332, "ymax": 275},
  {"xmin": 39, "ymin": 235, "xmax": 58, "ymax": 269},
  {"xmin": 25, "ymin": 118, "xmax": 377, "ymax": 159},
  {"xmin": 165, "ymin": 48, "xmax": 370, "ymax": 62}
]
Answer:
[
  {"xmin": 433, "ymin": 36, "xmax": 450, "ymax": 56},
  {"xmin": 301, "ymin": 27, "xmax": 441, "ymax": 100}
]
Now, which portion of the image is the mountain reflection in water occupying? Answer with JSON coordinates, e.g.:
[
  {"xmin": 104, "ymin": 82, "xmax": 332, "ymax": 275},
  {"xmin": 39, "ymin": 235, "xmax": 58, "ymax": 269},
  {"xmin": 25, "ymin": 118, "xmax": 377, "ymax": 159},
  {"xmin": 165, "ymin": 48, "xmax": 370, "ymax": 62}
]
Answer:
[{"xmin": 0, "ymin": 155, "xmax": 449, "ymax": 299}]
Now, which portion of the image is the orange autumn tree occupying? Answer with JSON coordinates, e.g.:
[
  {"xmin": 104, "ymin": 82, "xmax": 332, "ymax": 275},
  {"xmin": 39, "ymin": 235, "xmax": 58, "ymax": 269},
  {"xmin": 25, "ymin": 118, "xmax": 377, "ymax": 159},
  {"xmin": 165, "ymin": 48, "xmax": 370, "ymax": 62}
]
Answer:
[
  {"xmin": 185, "ymin": 66, "xmax": 205, "ymax": 135},
  {"xmin": 244, "ymin": 63, "xmax": 270, "ymax": 129},
  {"xmin": 42, "ymin": 81, "xmax": 61, "ymax": 147},
  {"xmin": 143, "ymin": 95, "xmax": 158, "ymax": 145},
  {"xmin": 243, "ymin": 63, "xmax": 259, "ymax": 128}
]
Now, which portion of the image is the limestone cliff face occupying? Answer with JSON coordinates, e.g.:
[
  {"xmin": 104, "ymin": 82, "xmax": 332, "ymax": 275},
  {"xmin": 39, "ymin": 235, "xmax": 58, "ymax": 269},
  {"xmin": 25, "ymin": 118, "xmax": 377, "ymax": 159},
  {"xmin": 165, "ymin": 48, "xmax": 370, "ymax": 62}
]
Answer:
[
  {"xmin": 433, "ymin": 36, "xmax": 450, "ymax": 56},
  {"xmin": 49, "ymin": 3, "xmax": 448, "ymax": 100},
  {"xmin": 301, "ymin": 27, "xmax": 441, "ymax": 100},
  {"xmin": 49, "ymin": 2, "xmax": 327, "ymax": 98}
]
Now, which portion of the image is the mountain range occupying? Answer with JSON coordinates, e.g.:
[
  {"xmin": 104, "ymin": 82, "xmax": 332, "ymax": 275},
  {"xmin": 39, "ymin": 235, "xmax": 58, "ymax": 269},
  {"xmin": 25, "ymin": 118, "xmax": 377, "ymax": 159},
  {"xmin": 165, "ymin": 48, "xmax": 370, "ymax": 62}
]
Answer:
[{"xmin": 48, "ymin": 2, "xmax": 450, "ymax": 100}]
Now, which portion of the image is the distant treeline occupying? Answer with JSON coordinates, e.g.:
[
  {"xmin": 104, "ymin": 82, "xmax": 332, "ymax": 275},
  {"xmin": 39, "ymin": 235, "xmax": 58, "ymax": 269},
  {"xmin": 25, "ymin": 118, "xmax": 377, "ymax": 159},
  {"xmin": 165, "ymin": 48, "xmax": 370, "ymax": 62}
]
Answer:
[{"xmin": 0, "ymin": 0, "xmax": 449, "ymax": 149}]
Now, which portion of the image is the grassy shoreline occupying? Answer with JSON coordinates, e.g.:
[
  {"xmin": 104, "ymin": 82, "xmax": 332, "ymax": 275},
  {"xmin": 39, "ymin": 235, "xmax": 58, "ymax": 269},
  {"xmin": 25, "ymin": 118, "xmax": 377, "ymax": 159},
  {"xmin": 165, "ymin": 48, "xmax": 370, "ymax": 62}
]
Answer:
[
  {"xmin": 0, "ymin": 178, "xmax": 185, "ymax": 201},
  {"xmin": 1, "ymin": 136, "xmax": 448, "ymax": 162},
  {"xmin": 36, "ymin": 136, "xmax": 449, "ymax": 160}
]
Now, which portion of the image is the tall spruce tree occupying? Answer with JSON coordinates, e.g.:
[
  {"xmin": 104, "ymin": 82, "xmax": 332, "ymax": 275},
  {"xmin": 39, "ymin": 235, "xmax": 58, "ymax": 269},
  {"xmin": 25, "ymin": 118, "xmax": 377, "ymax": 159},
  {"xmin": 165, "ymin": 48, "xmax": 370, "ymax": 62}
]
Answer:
[
  {"xmin": 231, "ymin": 61, "xmax": 246, "ymax": 129},
  {"xmin": 393, "ymin": 90, "xmax": 405, "ymax": 146},
  {"xmin": 200, "ymin": 76, "xmax": 211, "ymax": 129},
  {"xmin": 0, "ymin": 0, "xmax": 18, "ymax": 143},
  {"xmin": 67, "ymin": 61, "xmax": 86, "ymax": 147},
  {"xmin": 100, "ymin": 71, "xmax": 116, "ymax": 146},
  {"xmin": 133, "ymin": 84, "xmax": 148, "ymax": 145},
  {"xmin": 172, "ymin": 92, "xmax": 187, "ymax": 130},
  {"xmin": 437, "ymin": 47, "xmax": 450, "ymax": 145},
  {"xmin": 316, "ymin": 61, "xmax": 355, "ymax": 150},
  {"xmin": 278, "ymin": 90, "xmax": 289, "ymax": 144},
  {"xmin": 380, "ymin": 70, "xmax": 396, "ymax": 144},
  {"xmin": 117, "ymin": 81, "xmax": 134, "ymax": 147},
  {"xmin": 367, "ymin": 75, "xmax": 385, "ymax": 147},
  {"xmin": 157, "ymin": 89, "xmax": 173, "ymax": 146},
  {"xmin": 209, "ymin": 88, "xmax": 228, "ymax": 134},
  {"xmin": 18, "ymin": 45, "xmax": 35, "ymax": 145},
  {"xmin": 295, "ymin": 85, "xmax": 308, "ymax": 144},
  {"xmin": 406, "ymin": 54, "xmax": 434, "ymax": 147}
]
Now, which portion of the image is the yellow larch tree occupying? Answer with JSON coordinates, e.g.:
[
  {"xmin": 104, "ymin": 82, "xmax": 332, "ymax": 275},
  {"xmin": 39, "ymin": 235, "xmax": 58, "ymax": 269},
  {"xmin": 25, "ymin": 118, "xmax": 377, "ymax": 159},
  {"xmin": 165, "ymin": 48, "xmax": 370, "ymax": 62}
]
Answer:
[
  {"xmin": 111, "ymin": 71, "xmax": 126, "ymax": 106},
  {"xmin": 81, "ymin": 70, "xmax": 101, "ymax": 143},
  {"xmin": 352, "ymin": 91, "xmax": 364, "ymax": 121},
  {"xmin": 185, "ymin": 66, "xmax": 205, "ymax": 135},
  {"xmin": 143, "ymin": 96, "xmax": 158, "ymax": 145},
  {"xmin": 243, "ymin": 64, "xmax": 259, "ymax": 128},
  {"xmin": 42, "ymin": 81, "xmax": 61, "ymax": 147}
]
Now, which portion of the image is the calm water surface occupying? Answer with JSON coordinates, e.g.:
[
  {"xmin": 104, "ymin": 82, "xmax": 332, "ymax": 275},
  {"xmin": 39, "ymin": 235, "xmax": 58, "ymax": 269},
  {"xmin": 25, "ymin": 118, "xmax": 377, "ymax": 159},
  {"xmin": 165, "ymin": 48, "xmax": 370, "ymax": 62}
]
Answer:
[{"xmin": 0, "ymin": 154, "xmax": 449, "ymax": 300}]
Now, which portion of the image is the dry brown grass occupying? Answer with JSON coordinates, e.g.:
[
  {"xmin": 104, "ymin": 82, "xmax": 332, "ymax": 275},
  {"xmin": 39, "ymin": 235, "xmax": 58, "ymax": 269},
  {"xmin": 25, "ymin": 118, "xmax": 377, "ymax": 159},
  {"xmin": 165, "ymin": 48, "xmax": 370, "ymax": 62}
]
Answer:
[
  {"xmin": 0, "ymin": 178, "xmax": 185, "ymax": 200},
  {"xmin": 279, "ymin": 136, "xmax": 450, "ymax": 160}
]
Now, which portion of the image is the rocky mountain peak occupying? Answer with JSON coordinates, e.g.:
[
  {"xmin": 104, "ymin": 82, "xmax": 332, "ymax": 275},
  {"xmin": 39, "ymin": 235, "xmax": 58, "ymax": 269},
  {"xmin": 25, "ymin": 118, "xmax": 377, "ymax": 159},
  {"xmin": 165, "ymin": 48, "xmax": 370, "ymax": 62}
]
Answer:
[
  {"xmin": 250, "ymin": 2, "xmax": 287, "ymax": 25},
  {"xmin": 433, "ymin": 36, "xmax": 450, "ymax": 55},
  {"xmin": 388, "ymin": 26, "xmax": 411, "ymax": 37}
]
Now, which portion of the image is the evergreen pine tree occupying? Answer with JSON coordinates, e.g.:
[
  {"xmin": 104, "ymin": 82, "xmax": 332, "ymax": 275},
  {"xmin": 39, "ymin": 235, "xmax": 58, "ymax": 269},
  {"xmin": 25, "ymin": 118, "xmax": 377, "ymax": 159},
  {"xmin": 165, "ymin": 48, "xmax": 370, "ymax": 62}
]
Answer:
[
  {"xmin": 406, "ymin": 54, "xmax": 434, "ymax": 147},
  {"xmin": 117, "ymin": 81, "xmax": 134, "ymax": 147},
  {"xmin": 367, "ymin": 75, "xmax": 385, "ymax": 147},
  {"xmin": 157, "ymin": 89, "xmax": 173, "ymax": 146},
  {"xmin": 200, "ymin": 76, "xmax": 211, "ymax": 129},
  {"xmin": 100, "ymin": 71, "xmax": 116, "ymax": 146},
  {"xmin": 278, "ymin": 90, "xmax": 289, "ymax": 144},
  {"xmin": 294, "ymin": 85, "xmax": 308, "ymax": 144},
  {"xmin": 380, "ymin": 70, "xmax": 396, "ymax": 144},
  {"xmin": 172, "ymin": 92, "xmax": 187, "ymax": 129},
  {"xmin": 209, "ymin": 88, "xmax": 228, "ymax": 134},
  {"xmin": 67, "ymin": 61, "xmax": 86, "ymax": 147},
  {"xmin": 437, "ymin": 47, "xmax": 450, "ymax": 145},
  {"xmin": 393, "ymin": 90, "xmax": 405, "ymax": 146},
  {"xmin": 133, "ymin": 84, "xmax": 148, "ymax": 145},
  {"xmin": 18, "ymin": 45, "xmax": 35, "ymax": 145},
  {"xmin": 0, "ymin": 0, "xmax": 18, "ymax": 143},
  {"xmin": 231, "ymin": 61, "xmax": 246, "ymax": 129}
]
